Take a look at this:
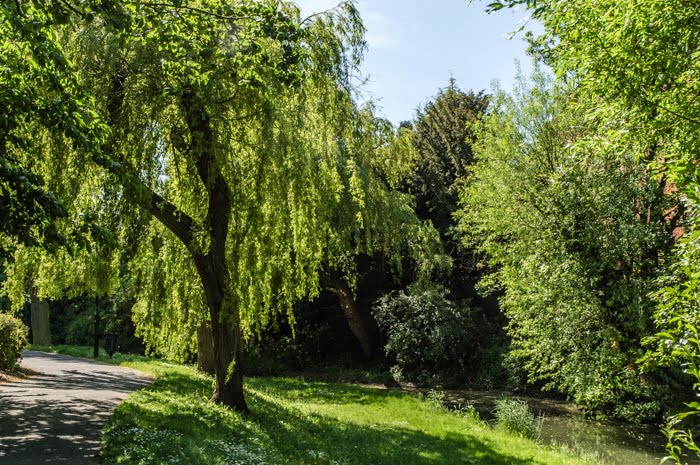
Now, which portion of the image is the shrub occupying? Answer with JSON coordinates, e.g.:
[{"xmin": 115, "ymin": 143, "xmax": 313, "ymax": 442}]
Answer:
[
  {"xmin": 457, "ymin": 403, "xmax": 484, "ymax": 424},
  {"xmin": 493, "ymin": 398, "xmax": 543, "ymax": 440},
  {"xmin": 0, "ymin": 313, "xmax": 28, "ymax": 371},
  {"xmin": 424, "ymin": 389, "xmax": 446, "ymax": 410},
  {"xmin": 372, "ymin": 285, "xmax": 477, "ymax": 385}
]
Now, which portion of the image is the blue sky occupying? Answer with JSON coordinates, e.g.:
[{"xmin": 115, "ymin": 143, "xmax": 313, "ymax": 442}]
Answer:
[{"xmin": 295, "ymin": 0, "xmax": 539, "ymax": 124}]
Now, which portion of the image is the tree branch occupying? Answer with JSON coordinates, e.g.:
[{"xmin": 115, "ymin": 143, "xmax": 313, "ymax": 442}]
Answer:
[
  {"xmin": 14, "ymin": 0, "xmax": 24, "ymax": 17},
  {"xmin": 91, "ymin": 154, "xmax": 195, "ymax": 246},
  {"xmin": 180, "ymin": 88, "xmax": 231, "ymax": 256},
  {"xmin": 300, "ymin": 3, "xmax": 349, "ymax": 27},
  {"xmin": 97, "ymin": 64, "xmax": 196, "ymax": 248},
  {"xmin": 653, "ymin": 101, "xmax": 700, "ymax": 126},
  {"xmin": 318, "ymin": 268, "xmax": 348, "ymax": 296},
  {"xmin": 55, "ymin": 0, "xmax": 84, "ymax": 18},
  {"xmin": 141, "ymin": 2, "xmax": 253, "ymax": 22}
]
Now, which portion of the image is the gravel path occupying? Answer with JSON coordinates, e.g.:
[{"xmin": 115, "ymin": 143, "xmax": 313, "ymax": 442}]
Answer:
[{"xmin": 0, "ymin": 350, "xmax": 152, "ymax": 464}]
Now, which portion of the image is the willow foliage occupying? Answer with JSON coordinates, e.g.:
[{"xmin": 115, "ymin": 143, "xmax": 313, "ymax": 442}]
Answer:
[
  {"xmin": 4, "ymin": 0, "xmax": 441, "ymax": 361},
  {"xmin": 1, "ymin": 125, "xmax": 129, "ymax": 310},
  {"xmin": 125, "ymin": 96, "xmax": 444, "ymax": 360}
]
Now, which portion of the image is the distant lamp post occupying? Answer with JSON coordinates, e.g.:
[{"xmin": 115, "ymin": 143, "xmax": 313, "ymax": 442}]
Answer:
[
  {"xmin": 103, "ymin": 333, "xmax": 118, "ymax": 358},
  {"xmin": 93, "ymin": 296, "xmax": 100, "ymax": 358}
]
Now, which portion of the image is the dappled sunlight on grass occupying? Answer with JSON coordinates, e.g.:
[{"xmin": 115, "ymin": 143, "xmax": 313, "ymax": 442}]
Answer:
[
  {"xmin": 248, "ymin": 376, "xmax": 404, "ymax": 406},
  {"xmin": 100, "ymin": 363, "xmax": 596, "ymax": 465},
  {"xmin": 103, "ymin": 367, "xmax": 271, "ymax": 465}
]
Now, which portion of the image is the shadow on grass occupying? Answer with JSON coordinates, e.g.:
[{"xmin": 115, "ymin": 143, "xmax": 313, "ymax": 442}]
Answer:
[
  {"xmin": 104, "ymin": 370, "xmax": 560, "ymax": 465},
  {"xmin": 247, "ymin": 391, "xmax": 540, "ymax": 465},
  {"xmin": 247, "ymin": 375, "xmax": 406, "ymax": 406}
]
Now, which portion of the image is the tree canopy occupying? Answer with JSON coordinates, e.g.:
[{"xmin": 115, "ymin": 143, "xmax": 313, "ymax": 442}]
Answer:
[
  {"xmin": 458, "ymin": 69, "xmax": 680, "ymax": 421},
  {"xmin": 482, "ymin": 0, "xmax": 700, "ymax": 454},
  {"xmin": 1, "ymin": 0, "xmax": 443, "ymax": 411}
]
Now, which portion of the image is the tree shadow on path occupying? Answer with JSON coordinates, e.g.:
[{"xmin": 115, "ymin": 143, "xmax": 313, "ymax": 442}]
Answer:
[{"xmin": 0, "ymin": 351, "xmax": 151, "ymax": 465}]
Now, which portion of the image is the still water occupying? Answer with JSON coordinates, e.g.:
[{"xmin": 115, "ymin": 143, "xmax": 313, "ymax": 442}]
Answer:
[
  {"xmin": 539, "ymin": 413, "xmax": 668, "ymax": 465},
  {"xmin": 443, "ymin": 390, "xmax": 698, "ymax": 465}
]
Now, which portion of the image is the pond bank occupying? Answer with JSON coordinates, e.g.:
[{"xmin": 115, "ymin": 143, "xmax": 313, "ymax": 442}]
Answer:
[{"xmin": 436, "ymin": 389, "xmax": 674, "ymax": 465}]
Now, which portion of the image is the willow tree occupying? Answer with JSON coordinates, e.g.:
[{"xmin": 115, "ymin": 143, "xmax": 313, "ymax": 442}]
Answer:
[
  {"xmin": 2, "ymin": 0, "xmax": 444, "ymax": 412},
  {"xmin": 88, "ymin": 2, "xmax": 388, "ymax": 412},
  {"xmin": 127, "ymin": 101, "xmax": 445, "ymax": 366}
]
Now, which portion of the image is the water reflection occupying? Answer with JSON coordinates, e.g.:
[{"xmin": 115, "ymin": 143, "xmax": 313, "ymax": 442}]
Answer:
[
  {"xmin": 539, "ymin": 414, "xmax": 667, "ymax": 465},
  {"xmin": 441, "ymin": 390, "xmax": 699, "ymax": 465}
]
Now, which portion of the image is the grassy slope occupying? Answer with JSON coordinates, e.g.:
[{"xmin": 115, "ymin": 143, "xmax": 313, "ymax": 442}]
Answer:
[{"xmin": 31, "ymin": 345, "xmax": 594, "ymax": 465}]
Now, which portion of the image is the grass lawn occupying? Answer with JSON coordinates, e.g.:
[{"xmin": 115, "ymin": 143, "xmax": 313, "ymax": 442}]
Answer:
[{"xmin": 30, "ymin": 345, "xmax": 596, "ymax": 465}]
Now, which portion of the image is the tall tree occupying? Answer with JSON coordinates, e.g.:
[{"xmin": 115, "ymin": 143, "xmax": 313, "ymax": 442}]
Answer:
[
  {"xmin": 483, "ymin": 0, "xmax": 700, "ymax": 453},
  {"xmin": 458, "ymin": 71, "xmax": 679, "ymax": 421},
  {"xmin": 410, "ymin": 80, "xmax": 488, "ymax": 237},
  {"xmin": 398, "ymin": 81, "xmax": 490, "ymax": 303},
  {"xmin": 2, "ymin": 0, "xmax": 442, "ymax": 411}
]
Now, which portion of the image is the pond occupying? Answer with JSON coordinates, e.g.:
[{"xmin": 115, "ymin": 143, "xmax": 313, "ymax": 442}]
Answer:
[
  {"xmin": 539, "ymin": 412, "xmax": 668, "ymax": 465},
  {"xmin": 440, "ymin": 389, "xmax": 697, "ymax": 465}
]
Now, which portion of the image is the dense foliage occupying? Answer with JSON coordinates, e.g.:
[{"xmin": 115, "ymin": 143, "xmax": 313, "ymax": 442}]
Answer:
[
  {"xmin": 372, "ymin": 285, "xmax": 477, "ymax": 385},
  {"xmin": 0, "ymin": 313, "xmax": 28, "ymax": 371},
  {"xmin": 458, "ymin": 71, "xmax": 680, "ymax": 421},
  {"xmin": 645, "ymin": 225, "xmax": 700, "ymax": 460},
  {"xmin": 482, "ymin": 0, "xmax": 700, "ymax": 455}
]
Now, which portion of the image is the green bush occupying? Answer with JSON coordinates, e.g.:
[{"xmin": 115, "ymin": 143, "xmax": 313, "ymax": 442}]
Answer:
[
  {"xmin": 493, "ymin": 398, "xmax": 543, "ymax": 440},
  {"xmin": 0, "ymin": 313, "xmax": 28, "ymax": 371},
  {"xmin": 373, "ymin": 285, "xmax": 478, "ymax": 385},
  {"xmin": 457, "ymin": 403, "xmax": 484, "ymax": 425},
  {"xmin": 424, "ymin": 389, "xmax": 447, "ymax": 410}
]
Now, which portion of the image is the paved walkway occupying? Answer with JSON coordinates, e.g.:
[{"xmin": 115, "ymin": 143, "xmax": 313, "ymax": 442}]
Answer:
[{"xmin": 0, "ymin": 350, "xmax": 152, "ymax": 464}]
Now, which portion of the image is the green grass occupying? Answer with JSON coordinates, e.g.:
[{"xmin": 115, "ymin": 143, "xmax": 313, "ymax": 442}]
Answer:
[{"xmin": 31, "ymin": 345, "xmax": 596, "ymax": 465}]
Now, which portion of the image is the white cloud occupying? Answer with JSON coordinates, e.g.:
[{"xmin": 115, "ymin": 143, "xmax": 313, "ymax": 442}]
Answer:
[{"xmin": 358, "ymin": 2, "xmax": 399, "ymax": 50}]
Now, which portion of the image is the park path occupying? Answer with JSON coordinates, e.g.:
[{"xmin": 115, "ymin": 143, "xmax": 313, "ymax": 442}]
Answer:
[{"xmin": 0, "ymin": 350, "xmax": 152, "ymax": 464}]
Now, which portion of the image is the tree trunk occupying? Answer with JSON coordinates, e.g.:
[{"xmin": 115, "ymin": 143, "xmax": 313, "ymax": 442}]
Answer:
[
  {"xmin": 29, "ymin": 285, "xmax": 51, "ymax": 346},
  {"xmin": 197, "ymin": 322, "xmax": 216, "ymax": 375},
  {"xmin": 209, "ymin": 311, "xmax": 246, "ymax": 409},
  {"xmin": 101, "ymin": 70, "xmax": 248, "ymax": 410},
  {"xmin": 185, "ymin": 87, "xmax": 247, "ymax": 413},
  {"xmin": 319, "ymin": 270, "xmax": 380, "ymax": 358},
  {"xmin": 336, "ymin": 288, "xmax": 377, "ymax": 358},
  {"xmin": 195, "ymin": 254, "xmax": 248, "ymax": 413}
]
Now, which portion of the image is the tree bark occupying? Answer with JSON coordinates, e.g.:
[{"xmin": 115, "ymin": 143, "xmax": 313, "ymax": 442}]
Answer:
[
  {"xmin": 194, "ymin": 253, "xmax": 248, "ymax": 412},
  {"xmin": 185, "ymin": 88, "xmax": 248, "ymax": 413},
  {"xmin": 197, "ymin": 322, "xmax": 216, "ymax": 375},
  {"xmin": 29, "ymin": 285, "xmax": 51, "ymax": 346},
  {"xmin": 319, "ymin": 269, "xmax": 380, "ymax": 358}
]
